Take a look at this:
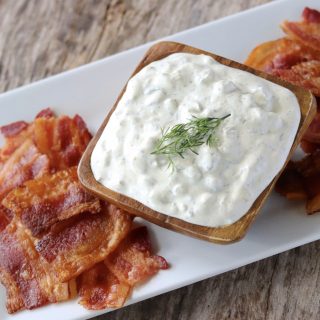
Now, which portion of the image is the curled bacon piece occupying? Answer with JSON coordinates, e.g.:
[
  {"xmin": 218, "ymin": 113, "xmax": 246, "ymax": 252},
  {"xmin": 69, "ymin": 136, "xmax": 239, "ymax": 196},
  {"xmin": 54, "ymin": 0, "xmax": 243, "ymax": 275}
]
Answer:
[
  {"xmin": 0, "ymin": 121, "xmax": 29, "ymax": 138},
  {"xmin": 0, "ymin": 206, "xmax": 10, "ymax": 232},
  {"xmin": 246, "ymin": 8, "xmax": 320, "ymax": 96},
  {"xmin": 35, "ymin": 108, "xmax": 55, "ymax": 119},
  {"xmin": 0, "ymin": 108, "xmax": 91, "ymax": 172},
  {"xmin": 0, "ymin": 124, "xmax": 33, "ymax": 164},
  {"xmin": 106, "ymin": 226, "xmax": 168, "ymax": 285},
  {"xmin": 33, "ymin": 114, "xmax": 92, "ymax": 170},
  {"xmin": 282, "ymin": 7, "xmax": 320, "ymax": 51},
  {"xmin": 2, "ymin": 167, "xmax": 101, "ymax": 237},
  {"xmin": 303, "ymin": 7, "xmax": 320, "ymax": 23},
  {"xmin": 300, "ymin": 101, "xmax": 320, "ymax": 153},
  {"xmin": 245, "ymin": 38, "xmax": 320, "ymax": 71},
  {"xmin": 0, "ymin": 140, "xmax": 50, "ymax": 200},
  {"xmin": 77, "ymin": 262, "xmax": 130, "ymax": 310},
  {"xmin": 245, "ymin": 37, "xmax": 320, "ymax": 96},
  {"xmin": 275, "ymin": 162, "xmax": 307, "ymax": 200},
  {"xmin": 36, "ymin": 204, "xmax": 132, "ymax": 283},
  {"xmin": 0, "ymin": 108, "xmax": 51, "ymax": 164},
  {"xmin": 272, "ymin": 60, "xmax": 320, "ymax": 96},
  {"xmin": 77, "ymin": 227, "xmax": 168, "ymax": 310},
  {"xmin": 276, "ymin": 151, "xmax": 320, "ymax": 214}
]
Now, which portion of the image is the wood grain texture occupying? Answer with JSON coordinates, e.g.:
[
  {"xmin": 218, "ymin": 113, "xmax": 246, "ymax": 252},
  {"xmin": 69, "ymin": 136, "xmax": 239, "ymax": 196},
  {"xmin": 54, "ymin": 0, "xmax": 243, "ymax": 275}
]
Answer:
[
  {"xmin": 2, "ymin": 0, "xmax": 320, "ymax": 319},
  {"xmin": 79, "ymin": 40, "xmax": 316, "ymax": 244}
]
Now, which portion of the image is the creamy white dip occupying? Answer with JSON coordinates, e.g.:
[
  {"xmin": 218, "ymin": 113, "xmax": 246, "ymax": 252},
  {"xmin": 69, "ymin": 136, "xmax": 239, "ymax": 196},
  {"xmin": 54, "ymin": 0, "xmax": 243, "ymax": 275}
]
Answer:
[{"xmin": 91, "ymin": 53, "xmax": 300, "ymax": 227}]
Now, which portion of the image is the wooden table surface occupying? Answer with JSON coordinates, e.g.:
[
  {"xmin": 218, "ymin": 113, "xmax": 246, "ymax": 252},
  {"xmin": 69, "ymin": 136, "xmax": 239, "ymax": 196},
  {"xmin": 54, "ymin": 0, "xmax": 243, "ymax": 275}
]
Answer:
[{"xmin": 1, "ymin": 0, "xmax": 320, "ymax": 319}]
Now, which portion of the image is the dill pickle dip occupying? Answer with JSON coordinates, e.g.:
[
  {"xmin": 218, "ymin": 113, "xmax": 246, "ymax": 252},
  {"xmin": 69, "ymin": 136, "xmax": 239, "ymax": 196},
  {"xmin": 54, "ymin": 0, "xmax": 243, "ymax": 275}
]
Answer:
[{"xmin": 91, "ymin": 53, "xmax": 300, "ymax": 227}]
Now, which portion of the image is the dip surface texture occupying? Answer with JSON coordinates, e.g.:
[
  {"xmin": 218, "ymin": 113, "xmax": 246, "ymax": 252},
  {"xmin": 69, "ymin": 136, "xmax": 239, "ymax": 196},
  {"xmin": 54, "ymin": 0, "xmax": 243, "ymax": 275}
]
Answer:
[{"xmin": 91, "ymin": 53, "xmax": 300, "ymax": 227}]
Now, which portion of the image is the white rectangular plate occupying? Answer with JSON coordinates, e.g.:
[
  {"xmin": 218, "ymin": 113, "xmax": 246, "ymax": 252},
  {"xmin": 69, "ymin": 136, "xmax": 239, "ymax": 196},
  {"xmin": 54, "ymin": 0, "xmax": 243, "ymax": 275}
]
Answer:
[{"xmin": 1, "ymin": 0, "xmax": 319, "ymax": 319}]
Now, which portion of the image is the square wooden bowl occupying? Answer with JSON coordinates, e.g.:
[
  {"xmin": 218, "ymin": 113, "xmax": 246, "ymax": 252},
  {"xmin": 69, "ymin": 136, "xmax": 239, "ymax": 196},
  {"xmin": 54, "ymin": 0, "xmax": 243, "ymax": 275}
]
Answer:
[{"xmin": 78, "ymin": 41, "xmax": 317, "ymax": 244}]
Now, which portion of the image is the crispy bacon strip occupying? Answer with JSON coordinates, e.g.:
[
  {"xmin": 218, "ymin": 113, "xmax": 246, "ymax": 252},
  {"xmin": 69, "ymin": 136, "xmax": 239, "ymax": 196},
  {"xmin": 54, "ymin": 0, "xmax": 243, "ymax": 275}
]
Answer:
[
  {"xmin": 33, "ymin": 114, "xmax": 91, "ymax": 170},
  {"xmin": 0, "ymin": 124, "xmax": 33, "ymax": 164},
  {"xmin": 245, "ymin": 38, "xmax": 320, "ymax": 96},
  {"xmin": 300, "ymin": 139, "xmax": 318, "ymax": 154},
  {"xmin": 0, "ymin": 108, "xmax": 55, "ymax": 164},
  {"xmin": 77, "ymin": 262, "xmax": 130, "ymax": 310},
  {"xmin": 0, "ymin": 108, "xmax": 168, "ymax": 314},
  {"xmin": 0, "ymin": 121, "xmax": 29, "ymax": 138},
  {"xmin": 294, "ymin": 150, "xmax": 320, "ymax": 178},
  {"xmin": 105, "ymin": 226, "xmax": 168, "ymax": 286},
  {"xmin": 77, "ymin": 227, "xmax": 168, "ymax": 310},
  {"xmin": 2, "ymin": 167, "xmax": 100, "ymax": 237},
  {"xmin": 36, "ymin": 204, "xmax": 132, "ymax": 283},
  {"xmin": 245, "ymin": 8, "xmax": 320, "ymax": 95},
  {"xmin": 35, "ymin": 108, "xmax": 55, "ymax": 119},
  {"xmin": 272, "ymin": 60, "xmax": 320, "ymax": 96},
  {"xmin": 0, "ymin": 140, "xmax": 50, "ymax": 200},
  {"xmin": 275, "ymin": 162, "xmax": 307, "ymax": 200},
  {"xmin": 303, "ymin": 7, "xmax": 320, "ymax": 23},
  {"xmin": 246, "ymin": 7, "xmax": 320, "ymax": 155},
  {"xmin": 301, "ymin": 107, "xmax": 320, "ymax": 153},
  {"xmin": 306, "ymin": 193, "xmax": 320, "ymax": 214},
  {"xmin": 0, "ymin": 205, "xmax": 10, "ymax": 233},
  {"xmin": 0, "ymin": 222, "xmax": 71, "ymax": 313},
  {"xmin": 276, "ymin": 151, "xmax": 320, "ymax": 214},
  {"xmin": 282, "ymin": 7, "xmax": 320, "ymax": 52},
  {"xmin": 245, "ymin": 38, "xmax": 320, "ymax": 70},
  {"xmin": 0, "ymin": 109, "xmax": 91, "ymax": 172},
  {"xmin": 73, "ymin": 114, "xmax": 92, "ymax": 147}
]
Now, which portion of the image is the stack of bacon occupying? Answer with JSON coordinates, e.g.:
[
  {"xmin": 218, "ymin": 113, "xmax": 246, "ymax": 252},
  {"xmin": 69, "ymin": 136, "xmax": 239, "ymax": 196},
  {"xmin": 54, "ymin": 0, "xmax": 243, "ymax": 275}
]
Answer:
[
  {"xmin": 245, "ymin": 7, "xmax": 320, "ymax": 100},
  {"xmin": 245, "ymin": 7, "xmax": 320, "ymax": 214},
  {"xmin": 0, "ymin": 108, "xmax": 168, "ymax": 314}
]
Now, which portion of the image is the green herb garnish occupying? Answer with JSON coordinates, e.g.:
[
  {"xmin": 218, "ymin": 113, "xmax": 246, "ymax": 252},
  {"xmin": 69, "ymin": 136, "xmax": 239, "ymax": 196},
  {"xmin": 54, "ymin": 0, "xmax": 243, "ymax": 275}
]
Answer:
[{"xmin": 151, "ymin": 114, "xmax": 230, "ymax": 169}]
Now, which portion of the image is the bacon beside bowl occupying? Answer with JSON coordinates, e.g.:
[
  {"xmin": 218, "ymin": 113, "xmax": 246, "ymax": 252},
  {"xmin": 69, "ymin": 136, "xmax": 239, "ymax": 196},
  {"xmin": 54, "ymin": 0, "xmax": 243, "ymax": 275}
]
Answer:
[
  {"xmin": 0, "ymin": 108, "xmax": 168, "ymax": 314},
  {"xmin": 245, "ymin": 7, "xmax": 320, "ymax": 214}
]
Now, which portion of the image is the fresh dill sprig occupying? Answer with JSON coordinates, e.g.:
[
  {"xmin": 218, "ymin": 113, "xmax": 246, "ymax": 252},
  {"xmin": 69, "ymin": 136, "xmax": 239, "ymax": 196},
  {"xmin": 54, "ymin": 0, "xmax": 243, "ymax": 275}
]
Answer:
[{"xmin": 151, "ymin": 114, "xmax": 230, "ymax": 169}]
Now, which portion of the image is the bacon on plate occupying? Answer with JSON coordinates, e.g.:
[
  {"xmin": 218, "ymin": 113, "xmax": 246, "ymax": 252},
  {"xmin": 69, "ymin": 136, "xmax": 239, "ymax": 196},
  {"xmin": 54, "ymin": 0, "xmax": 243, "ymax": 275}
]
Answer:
[
  {"xmin": 272, "ymin": 60, "xmax": 320, "ymax": 96},
  {"xmin": 0, "ymin": 205, "xmax": 10, "ymax": 233},
  {"xmin": 2, "ymin": 167, "xmax": 101, "ymax": 237},
  {"xmin": 282, "ymin": 7, "xmax": 320, "ymax": 51},
  {"xmin": 77, "ymin": 262, "xmax": 131, "ymax": 310},
  {"xmin": 276, "ymin": 151, "xmax": 320, "ymax": 214},
  {"xmin": 36, "ymin": 204, "xmax": 132, "ymax": 283},
  {"xmin": 0, "ymin": 108, "xmax": 54, "ymax": 164},
  {"xmin": 0, "ymin": 221, "xmax": 71, "ymax": 313},
  {"xmin": 245, "ymin": 37, "xmax": 320, "ymax": 96},
  {"xmin": 269, "ymin": 8, "xmax": 320, "ymax": 212},
  {"xmin": 0, "ymin": 108, "xmax": 168, "ymax": 314},
  {"xmin": 245, "ymin": 38, "xmax": 320, "ymax": 72},
  {"xmin": 33, "ymin": 114, "xmax": 92, "ymax": 170},
  {"xmin": 105, "ymin": 226, "xmax": 168, "ymax": 286},
  {"xmin": 245, "ymin": 7, "xmax": 320, "ymax": 97},
  {"xmin": 0, "ymin": 140, "xmax": 50, "ymax": 200},
  {"xmin": 0, "ymin": 123, "xmax": 33, "ymax": 165},
  {"xmin": 0, "ymin": 195, "xmax": 132, "ymax": 312},
  {"xmin": 77, "ymin": 226, "xmax": 168, "ymax": 310}
]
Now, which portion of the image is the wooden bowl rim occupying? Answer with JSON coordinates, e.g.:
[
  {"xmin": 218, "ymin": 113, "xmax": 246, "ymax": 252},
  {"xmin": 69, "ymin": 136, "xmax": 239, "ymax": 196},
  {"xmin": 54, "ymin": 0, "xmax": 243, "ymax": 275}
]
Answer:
[{"xmin": 78, "ymin": 41, "xmax": 317, "ymax": 244}]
